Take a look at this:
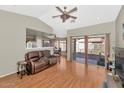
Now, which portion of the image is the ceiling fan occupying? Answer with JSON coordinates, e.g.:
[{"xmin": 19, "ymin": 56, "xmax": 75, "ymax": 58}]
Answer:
[{"xmin": 52, "ymin": 6, "xmax": 78, "ymax": 23}]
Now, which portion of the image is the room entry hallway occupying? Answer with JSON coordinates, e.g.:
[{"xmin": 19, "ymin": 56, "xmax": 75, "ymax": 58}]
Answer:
[{"xmin": 0, "ymin": 57, "xmax": 106, "ymax": 88}]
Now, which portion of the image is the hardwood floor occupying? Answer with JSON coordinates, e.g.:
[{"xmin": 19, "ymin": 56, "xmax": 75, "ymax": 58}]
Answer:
[{"xmin": 0, "ymin": 57, "xmax": 106, "ymax": 88}]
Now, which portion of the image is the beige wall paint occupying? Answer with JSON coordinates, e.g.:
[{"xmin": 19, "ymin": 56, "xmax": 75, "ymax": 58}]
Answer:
[
  {"xmin": 67, "ymin": 22, "xmax": 115, "ymax": 61},
  {"xmin": 116, "ymin": 6, "xmax": 124, "ymax": 47},
  {"xmin": 0, "ymin": 10, "xmax": 53, "ymax": 76}
]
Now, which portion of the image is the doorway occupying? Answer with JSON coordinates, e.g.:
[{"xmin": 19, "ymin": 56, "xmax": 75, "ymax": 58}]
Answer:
[
  {"xmin": 71, "ymin": 34, "xmax": 109, "ymax": 67},
  {"xmin": 55, "ymin": 39, "xmax": 67, "ymax": 58}
]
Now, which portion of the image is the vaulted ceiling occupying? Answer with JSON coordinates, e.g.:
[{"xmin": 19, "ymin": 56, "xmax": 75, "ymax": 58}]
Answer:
[{"xmin": 0, "ymin": 5, "xmax": 121, "ymax": 37}]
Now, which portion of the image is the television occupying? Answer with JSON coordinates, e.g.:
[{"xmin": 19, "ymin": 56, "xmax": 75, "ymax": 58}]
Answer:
[{"xmin": 115, "ymin": 47, "xmax": 124, "ymax": 87}]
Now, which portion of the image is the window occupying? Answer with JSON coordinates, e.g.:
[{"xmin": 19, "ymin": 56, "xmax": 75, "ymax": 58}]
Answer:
[{"xmin": 60, "ymin": 40, "xmax": 66, "ymax": 52}]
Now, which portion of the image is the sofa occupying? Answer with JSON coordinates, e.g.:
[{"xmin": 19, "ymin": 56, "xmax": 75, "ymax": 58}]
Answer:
[
  {"xmin": 25, "ymin": 50, "xmax": 59, "ymax": 74},
  {"xmin": 42, "ymin": 50, "xmax": 60, "ymax": 65}
]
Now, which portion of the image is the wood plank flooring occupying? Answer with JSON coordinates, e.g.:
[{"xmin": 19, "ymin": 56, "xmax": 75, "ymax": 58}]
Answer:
[{"xmin": 0, "ymin": 57, "xmax": 106, "ymax": 88}]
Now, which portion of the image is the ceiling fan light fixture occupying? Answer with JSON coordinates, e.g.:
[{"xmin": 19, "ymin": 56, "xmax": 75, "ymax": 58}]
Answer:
[{"xmin": 53, "ymin": 6, "xmax": 78, "ymax": 23}]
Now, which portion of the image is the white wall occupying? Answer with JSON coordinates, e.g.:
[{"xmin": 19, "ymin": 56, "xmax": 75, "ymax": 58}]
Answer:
[
  {"xmin": 0, "ymin": 10, "xmax": 53, "ymax": 76},
  {"xmin": 67, "ymin": 22, "xmax": 115, "ymax": 61}
]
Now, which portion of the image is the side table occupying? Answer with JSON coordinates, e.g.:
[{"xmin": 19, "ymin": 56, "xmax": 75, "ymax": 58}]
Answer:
[{"xmin": 17, "ymin": 60, "xmax": 27, "ymax": 79}]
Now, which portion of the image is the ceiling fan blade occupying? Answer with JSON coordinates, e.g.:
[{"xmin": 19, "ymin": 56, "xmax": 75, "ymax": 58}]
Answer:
[
  {"xmin": 68, "ymin": 7, "xmax": 77, "ymax": 14},
  {"xmin": 70, "ymin": 15, "xmax": 77, "ymax": 19},
  {"xmin": 56, "ymin": 7, "xmax": 64, "ymax": 13},
  {"xmin": 52, "ymin": 15, "xmax": 61, "ymax": 18}
]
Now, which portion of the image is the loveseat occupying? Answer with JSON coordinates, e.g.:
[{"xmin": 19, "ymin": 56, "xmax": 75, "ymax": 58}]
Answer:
[{"xmin": 25, "ymin": 50, "xmax": 59, "ymax": 74}]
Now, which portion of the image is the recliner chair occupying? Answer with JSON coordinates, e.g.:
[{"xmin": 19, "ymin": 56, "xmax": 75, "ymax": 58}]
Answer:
[
  {"xmin": 25, "ymin": 51, "xmax": 49, "ymax": 74},
  {"xmin": 42, "ymin": 50, "xmax": 59, "ymax": 65}
]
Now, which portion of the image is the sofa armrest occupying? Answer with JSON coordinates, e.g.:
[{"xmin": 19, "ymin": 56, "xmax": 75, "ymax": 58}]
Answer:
[
  {"xmin": 26, "ymin": 60, "xmax": 35, "ymax": 74},
  {"xmin": 30, "ymin": 60, "xmax": 35, "ymax": 74}
]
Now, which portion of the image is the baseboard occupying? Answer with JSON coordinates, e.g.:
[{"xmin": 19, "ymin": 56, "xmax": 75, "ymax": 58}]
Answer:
[{"xmin": 0, "ymin": 71, "xmax": 16, "ymax": 78}]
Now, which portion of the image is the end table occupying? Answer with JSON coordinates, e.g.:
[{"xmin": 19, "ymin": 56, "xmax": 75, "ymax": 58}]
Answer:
[{"xmin": 17, "ymin": 60, "xmax": 27, "ymax": 79}]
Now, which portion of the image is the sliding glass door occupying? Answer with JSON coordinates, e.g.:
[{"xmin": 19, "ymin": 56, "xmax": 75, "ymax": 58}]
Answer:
[{"xmin": 71, "ymin": 35, "xmax": 108, "ymax": 67}]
